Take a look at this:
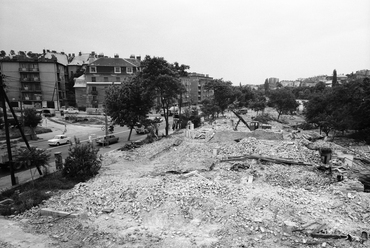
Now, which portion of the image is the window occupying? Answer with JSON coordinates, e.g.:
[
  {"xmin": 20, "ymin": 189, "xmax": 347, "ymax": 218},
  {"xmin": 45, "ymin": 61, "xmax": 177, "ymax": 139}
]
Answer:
[
  {"xmin": 92, "ymin": 87, "xmax": 97, "ymax": 91},
  {"xmin": 114, "ymin": 67, "xmax": 121, "ymax": 73},
  {"xmin": 126, "ymin": 67, "xmax": 133, "ymax": 74},
  {"xmin": 93, "ymin": 96, "xmax": 97, "ymax": 101},
  {"xmin": 116, "ymin": 77, "xmax": 120, "ymax": 82},
  {"xmin": 92, "ymin": 77, "xmax": 96, "ymax": 82},
  {"xmin": 104, "ymin": 77, "xmax": 108, "ymax": 82},
  {"xmin": 90, "ymin": 66, "xmax": 96, "ymax": 73}
]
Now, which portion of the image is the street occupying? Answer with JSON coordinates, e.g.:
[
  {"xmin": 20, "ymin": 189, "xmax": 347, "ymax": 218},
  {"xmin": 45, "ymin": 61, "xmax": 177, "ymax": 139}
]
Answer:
[{"xmin": 0, "ymin": 113, "xmax": 174, "ymax": 188}]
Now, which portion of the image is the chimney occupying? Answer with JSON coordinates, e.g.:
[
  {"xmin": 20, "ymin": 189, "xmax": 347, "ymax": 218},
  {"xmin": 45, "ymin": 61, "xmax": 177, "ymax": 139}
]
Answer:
[
  {"xmin": 114, "ymin": 54, "xmax": 119, "ymax": 58},
  {"xmin": 47, "ymin": 49, "xmax": 50, "ymax": 52},
  {"xmin": 130, "ymin": 54, "xmax": 135, "ymax": 59},
  {"xmin": 68, "ymin": 53, "xmax": 71, "ymax": 57},
  {"xmin": 61, "ymin": 51, "xmax": 65, "ymax": 55},
  {"xmin": 79, "ymin": 51, "xmax": 82, "ymax": 56},
  {"xmin": 43, "ymin": 49, "xmax": 46, "ymax": 54},
  {"xmin": 72, "ymin": 53, "xmax": 75, "ymax": 57},
  {"xmin": 52, "ymin": 50, "xmax": 56, "ymax": 53},
  {"xmin": 136, "ymin": 56, "xmax": 141, "ymax": 61},
  {"xmin": 98, "ymin": 53, "xmax": 104, "ymax": 58}
]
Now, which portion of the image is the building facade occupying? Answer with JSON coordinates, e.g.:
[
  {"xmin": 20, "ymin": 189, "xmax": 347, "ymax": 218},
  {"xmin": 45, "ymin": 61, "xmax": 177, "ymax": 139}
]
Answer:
[
  {"xmin": 180, "ymin": 73, "xmax": 213, "ymax": 106},
  {"xmin": 75, "ymin": 54, "xmax": 141, "ymax": 108},
  {"xmin": 0, "ymin": 50, "xmax": 68, "ymax": 110}
]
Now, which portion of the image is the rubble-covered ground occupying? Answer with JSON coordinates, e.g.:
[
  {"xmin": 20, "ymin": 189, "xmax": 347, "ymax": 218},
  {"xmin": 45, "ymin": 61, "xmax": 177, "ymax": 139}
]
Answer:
[{"xmin": 4, "ymin": 115, "xmax": 370, "ymax": 248}]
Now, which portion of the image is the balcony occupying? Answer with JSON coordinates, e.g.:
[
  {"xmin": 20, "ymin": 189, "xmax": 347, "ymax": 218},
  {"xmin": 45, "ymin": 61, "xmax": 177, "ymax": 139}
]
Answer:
[
  {"xmin": 23, "ymin": 95, "xmax": 42, "ymax": 101},
  {"xmin": 19, "ymin": 68, "xmax": 39, "ymax": 72},
  {"xmin": 21, "ymin": 77, "xmax": 40, "ymax": 82},
  {"xmin": 21, "ymin": 86, "xmax": 42, "ymax": 92}
]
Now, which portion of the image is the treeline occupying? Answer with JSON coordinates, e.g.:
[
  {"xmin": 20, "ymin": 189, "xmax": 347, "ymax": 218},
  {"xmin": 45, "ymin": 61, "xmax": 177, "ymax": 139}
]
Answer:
[{"xmin": 304, "ymin": 78, "xmax": 370, "ymax": 142}]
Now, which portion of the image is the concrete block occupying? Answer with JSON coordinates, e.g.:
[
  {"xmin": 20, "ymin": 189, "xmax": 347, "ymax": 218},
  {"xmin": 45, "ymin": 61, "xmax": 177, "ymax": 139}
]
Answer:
[{"xmin": 40, "ymin": 208, "xmax": 79, "ymax": 218}]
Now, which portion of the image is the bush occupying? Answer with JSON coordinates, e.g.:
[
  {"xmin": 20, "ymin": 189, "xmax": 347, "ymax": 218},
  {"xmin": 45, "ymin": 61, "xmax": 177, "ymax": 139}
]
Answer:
[
  {"xmin": 78, "ymin": 106, "xmax": 86, "ymax": 111},
  {"xmin": 63, "ymin": 139, "xmax": 102, "ymax": 181}
]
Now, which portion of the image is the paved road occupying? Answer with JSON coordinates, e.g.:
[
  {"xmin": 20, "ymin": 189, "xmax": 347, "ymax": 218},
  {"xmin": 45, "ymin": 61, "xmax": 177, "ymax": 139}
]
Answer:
[{"xmin": 0, "ymin": 114, "xmax": 175, "ymax": 191}]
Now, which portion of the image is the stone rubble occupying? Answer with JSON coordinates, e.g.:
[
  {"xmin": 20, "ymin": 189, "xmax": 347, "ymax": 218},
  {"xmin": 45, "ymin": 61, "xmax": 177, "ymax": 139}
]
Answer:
[{"xmin": 10, "ymin": 118, "xmax": 370, "ymax": 248}]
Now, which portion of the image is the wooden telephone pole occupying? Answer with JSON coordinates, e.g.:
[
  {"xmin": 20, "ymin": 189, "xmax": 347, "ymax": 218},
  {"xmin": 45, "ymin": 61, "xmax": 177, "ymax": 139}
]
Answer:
[{"xmin": 1, "ymin": 73, "xmax": 42, "ymax": 186}]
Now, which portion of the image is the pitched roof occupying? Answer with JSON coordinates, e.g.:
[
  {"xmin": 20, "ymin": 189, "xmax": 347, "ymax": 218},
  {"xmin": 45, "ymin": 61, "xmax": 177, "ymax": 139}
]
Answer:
[
  {"xmin": 90, "ymin": 57, "xmax": 139, "ymax": 67},
  {"xmin": 68, "ymin": 53, "xmax": 91, "ymax": 66},
  {"xmin": 42, "ymin": 52, "xmax": 68, "ymax": 66}
]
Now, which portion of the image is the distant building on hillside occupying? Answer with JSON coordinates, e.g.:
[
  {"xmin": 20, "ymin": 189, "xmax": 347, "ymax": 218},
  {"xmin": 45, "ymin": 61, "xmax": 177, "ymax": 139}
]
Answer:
[
  {"xmin": 355, "ymin": 69, "xmax": 370, "ymax": 79},
  {"xmin": 279, "ymin": 80, "xmax": 300, "ymax": 87},
  {"xmin": 268, "ymin": 77, "xmax": 279, "ymax": 90}
]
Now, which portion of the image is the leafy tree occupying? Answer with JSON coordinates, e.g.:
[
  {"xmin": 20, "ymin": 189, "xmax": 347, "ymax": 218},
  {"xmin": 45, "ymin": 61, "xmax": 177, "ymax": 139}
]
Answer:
[
  {"xmin": 105, "ymin": 76, "xmax": 154, "ymax": 141},
  {"xmin": 200, "ymin": 99, "xmax": 220, "ymax": 121},
  {"xmin": 314, "ymin": 81, "xmax": 326, "ymax": 93},
  {"xmin": 63, "ymin": 139, "xmax": 102, "ymax": 181},
  {"xmin": 15, "ymin": 147, "xmax": 50, "ymax": 172},
  {"xmin": 141, "ymin": 56, "xmax": 185, "ymax": 136},
  {"xmin": 23, "ymin": 108, "xmax": 42, "ymax": 138},
  {"xmin": 268, "ymin": 88, "xmax": 299, "ymax": 119},
  {"xmin": 204, "ymin": 79, "xmax": 233, "ymax": 116},
  {"xmin": 171, "ymin": 62, "xmax": 189, "ymax": 115}
]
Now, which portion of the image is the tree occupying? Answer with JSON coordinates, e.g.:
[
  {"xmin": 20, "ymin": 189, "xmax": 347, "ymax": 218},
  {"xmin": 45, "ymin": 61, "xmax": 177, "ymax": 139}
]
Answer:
[
  {"xmin": 171, "ymin": 62, "xmax": 189, "ymax": 115},
  {"xmin": 332, "ymin": 69, "xmax": 338, "ymax": 87},
  {"xmin": 268, "ymin": 88, "xmax": 299, "ymax": 119},
  {"xmin": 63, "ymin": 139, "xmax": 102, "ymax": 181},
  {"xmin": 23, "ymin": 108, "xmax": 42, "ymax": 139},
  {"xmin": 105, "ymin": 76, "xmax": 154, "ymax": 141},
  {"xmin": 200, "ymin": 99, "xmax": 220, "ymax": 121},
  {"xmin": 15, "ymin": 147, "xmax": 50, "ymax": 172},
  {"xmin": 264, "ymin": 78, "xmax": 269, "ymax": 94},
  {"xmin": 141, "ymin": 56, "xmax": 185, "ymax": 136},
  {"xmin": 204, "ymin": 79, "xmax": 234, "ymax": 116}
]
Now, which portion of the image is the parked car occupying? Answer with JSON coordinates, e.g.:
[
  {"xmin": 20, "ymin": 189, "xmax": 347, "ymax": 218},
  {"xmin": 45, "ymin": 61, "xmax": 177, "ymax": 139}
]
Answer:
[
  {"xmin": 65, "ymin": 108, "xmax": 79, "ymax": 114},
  {"xmin": 42, "ymin": 108, "xmax": 56, "ymax": 117},
  {"xmin": 48, "ymin": 135, "xmax": 71, "ymax": 146},
  {"xmin": 96, "ymin": 135, "xmax": 119, "ymax": 145}
]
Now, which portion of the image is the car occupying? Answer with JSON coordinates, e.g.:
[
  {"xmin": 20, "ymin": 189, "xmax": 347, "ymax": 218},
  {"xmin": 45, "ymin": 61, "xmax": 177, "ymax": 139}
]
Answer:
[
  {"xmin": 48, "ymin": 135, "xmax": 71, "ymax": 146},
  {"xmin": 64, "ymin": 108, "xmax": 79, "ymax": 114},
  {"xmin": 96, "ymin": 135, "xmax": 119, "ymax": 145}
]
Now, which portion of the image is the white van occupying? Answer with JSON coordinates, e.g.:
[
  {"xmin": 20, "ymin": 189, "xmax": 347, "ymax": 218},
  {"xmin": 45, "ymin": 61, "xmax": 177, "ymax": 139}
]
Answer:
[{"xmin": 42, "ymin": 108, "xmax": 55, "ymax": 117}]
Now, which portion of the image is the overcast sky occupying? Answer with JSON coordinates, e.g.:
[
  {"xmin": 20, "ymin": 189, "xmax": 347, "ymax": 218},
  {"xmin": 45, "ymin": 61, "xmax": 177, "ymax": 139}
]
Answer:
[{"xmin": 1, "ymin": 0, "xmax": 369, "ymax": 85}]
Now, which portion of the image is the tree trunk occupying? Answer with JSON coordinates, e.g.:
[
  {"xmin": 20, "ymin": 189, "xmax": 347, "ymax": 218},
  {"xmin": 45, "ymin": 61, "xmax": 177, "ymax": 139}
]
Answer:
[{"xmin": 127, "ymin": 127, "xmax": 133, "ymax": 141}]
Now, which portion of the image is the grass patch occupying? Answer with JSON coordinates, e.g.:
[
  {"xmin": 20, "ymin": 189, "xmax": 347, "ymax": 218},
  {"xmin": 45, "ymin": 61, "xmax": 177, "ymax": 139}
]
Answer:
[{"xmin": 0, "ymin": 171, "xmax": 78, "ymax": 216}]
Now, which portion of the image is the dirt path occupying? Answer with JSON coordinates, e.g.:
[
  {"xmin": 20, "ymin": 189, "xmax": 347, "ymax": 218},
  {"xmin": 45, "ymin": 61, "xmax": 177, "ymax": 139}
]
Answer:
[{"xmin": 0, "ymin": 217, "xmax": 54, "ymax": 247}]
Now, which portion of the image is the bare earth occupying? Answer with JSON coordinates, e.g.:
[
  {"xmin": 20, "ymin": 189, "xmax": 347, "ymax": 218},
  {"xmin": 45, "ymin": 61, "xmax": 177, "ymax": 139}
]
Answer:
[{"xmin": 0, "ymin": 114, "xmax": 369, "ymax": 248}]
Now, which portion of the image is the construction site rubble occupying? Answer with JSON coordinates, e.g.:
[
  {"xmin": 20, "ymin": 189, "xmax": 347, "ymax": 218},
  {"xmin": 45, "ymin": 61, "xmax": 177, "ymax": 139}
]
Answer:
[{"xmin": 12, "ymin": 117, "xmax": 370, "ymax": 248}]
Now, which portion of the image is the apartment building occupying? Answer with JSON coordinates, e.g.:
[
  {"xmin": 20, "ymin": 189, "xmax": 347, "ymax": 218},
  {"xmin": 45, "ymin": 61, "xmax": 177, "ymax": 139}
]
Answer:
[
  {"xmin": 75, "ymin": 54, "xmax": 141, "ymax": 108},
  {"xmin": 180, "ymin": 73, "xmax": 213, "ymax": 106},
  {"xmin": 0, "ymin": 50, "xmax": 68, "ymax": 110}
]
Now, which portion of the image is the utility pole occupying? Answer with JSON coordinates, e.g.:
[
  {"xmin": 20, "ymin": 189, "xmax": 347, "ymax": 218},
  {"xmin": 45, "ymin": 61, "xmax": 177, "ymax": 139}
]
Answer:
[
  {"xmin": 0, "ymin": 73, "xmax": 16, "ymax": 185},
  {"xmin": 1, "ymin": 74, "xmax": 43, "ymax": 182}
]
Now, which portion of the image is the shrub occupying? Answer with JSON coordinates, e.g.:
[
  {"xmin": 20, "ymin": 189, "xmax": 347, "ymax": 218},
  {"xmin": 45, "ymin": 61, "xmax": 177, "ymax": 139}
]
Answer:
[
  {"xmin": 63, "ymin": 139, "xmax": 102, "ymax": 181},
  {"xmin": 78, "ymin": 106, "xmax": 86, "ymax": 111}
]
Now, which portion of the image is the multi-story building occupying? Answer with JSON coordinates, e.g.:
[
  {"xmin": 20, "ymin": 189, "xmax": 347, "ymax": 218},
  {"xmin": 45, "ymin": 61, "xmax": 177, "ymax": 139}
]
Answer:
[
  {"xmin": 180, "ymin": 73, "xmax": 213, "ymax": 106},
  {"xmin": 0, "ymin": 50, "xmax": 68, "ymax": 110},
  {"xmin": 75, "ymin": 54, "xmax": 141, "ymax": 108},
  {"xmin": 268, "ymin": 77, "xmax": 279, "ymax": 90}
]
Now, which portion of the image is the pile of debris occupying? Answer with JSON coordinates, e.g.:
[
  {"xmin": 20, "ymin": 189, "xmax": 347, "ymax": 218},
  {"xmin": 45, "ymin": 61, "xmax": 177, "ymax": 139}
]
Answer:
[{"xmin": 13, "ymin": 116, "xmax": 370, "ymax": 248}]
